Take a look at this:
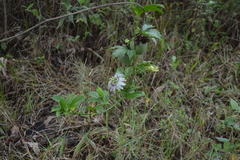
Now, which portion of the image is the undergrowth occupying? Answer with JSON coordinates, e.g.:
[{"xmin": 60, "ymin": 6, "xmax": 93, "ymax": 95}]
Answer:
[{"xmin": 0, "ymin": 0, "xmax": 239, "ymax": 159}]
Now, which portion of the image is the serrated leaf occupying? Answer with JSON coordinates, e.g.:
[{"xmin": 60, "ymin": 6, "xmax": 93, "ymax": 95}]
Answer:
[{"xmin": 215, "ymin": 137, "xmax": 229, "ymax": 142}]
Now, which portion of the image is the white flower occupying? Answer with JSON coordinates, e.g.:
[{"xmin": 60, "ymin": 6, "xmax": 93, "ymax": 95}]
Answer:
[{"xmin": 108, "ymin": 73, "xmax": 126, "ymax": 93}]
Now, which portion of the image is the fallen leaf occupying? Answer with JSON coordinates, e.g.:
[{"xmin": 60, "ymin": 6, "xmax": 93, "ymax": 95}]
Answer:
[
  {"xmin": 9, "ymin": 126, "xmax": 20, "ymax": 142},
  {"xmin": 0, "ymin": 57, "xmax": 7, "ymax": 77},
  {"xmin": 25, "ymin": 142, "xmax": 40, "ymax": 155}
]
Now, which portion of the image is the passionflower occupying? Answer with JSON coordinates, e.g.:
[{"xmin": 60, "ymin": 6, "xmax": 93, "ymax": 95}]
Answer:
[{"xmin": 108, "ymin": 73, "xmax": 126, "ymax": 93}]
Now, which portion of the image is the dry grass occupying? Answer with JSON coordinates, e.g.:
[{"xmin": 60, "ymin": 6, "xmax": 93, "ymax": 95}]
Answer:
[{"xmin": 0, "ymin": 0, "xmax": 240, "ymax": 159}]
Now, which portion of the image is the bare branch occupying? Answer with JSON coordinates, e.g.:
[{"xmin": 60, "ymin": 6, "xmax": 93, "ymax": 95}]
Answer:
[{"xmin": 0, "ymin": 2, "xmax": 142, "ymax": 43}]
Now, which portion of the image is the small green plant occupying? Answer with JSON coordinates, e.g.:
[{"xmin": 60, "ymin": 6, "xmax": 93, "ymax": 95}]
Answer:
[
  {"xmin": 1, "ymin": 42, "xmax": 7, "ymax": 51},
  {"xmin": 110, "ymin": 4, "xmax": 163, "ymax": 66},
  {"xmin": 224, "ymin": 98, "xmax": 240, "ymax": 131},
  {"xmin": 33, "ymin": 56, "xmax": 45, "ymax": 62},
  {"xmin": 86, "ymin": 87, "xmax": 110, "ymax": 114},
  {"xmin": 22, "ymin": 3, "xmax": 41, "ymax": 20},
  {"xmin": 51, "ymin": 93, "xmax": 86, "ymax": 117},
  {"xmin": 111, "ymin": 24, "xmax": 162, "ymax": 66},
  {"xmin": 170, "ymin": 56, "xmax": 181, "ymax": 70},
  {"xmin": 207, "ymin": 98, "xmax": 240, "ymax": 158}
]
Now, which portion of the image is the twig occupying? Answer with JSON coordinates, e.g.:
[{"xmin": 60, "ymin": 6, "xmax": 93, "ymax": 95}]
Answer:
[
  {"xmin": 3, "ymin": 0, "xmax": 7, "ymax": 37},
  {"xmin": 0, "ymin": 2, "xmax": 143, "ymax": 43}
]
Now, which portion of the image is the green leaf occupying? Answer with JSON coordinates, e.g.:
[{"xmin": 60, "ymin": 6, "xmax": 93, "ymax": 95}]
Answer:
[
  {"xmin": 215, "ymin": 137, "xmax": 229, "ymax": 142},
  {"xmin": 132, "ymin": 6, "xmax": 144, "ymax": 17},
  {"xmin": 230, "ymin": 98, "xmax": 240, "ymax": 111},
  {"xmin": 70, "ymin": 95, "xmax": 86, "ymax": 107},
  {"xmin": 125, "ymin": 67, "xmax": 134, "ymax": 78},
  {"xmin": 126, "ymin": 49, "xmax": 136, "ymax": 59},
  {"xmin": 234, "ymin": 123, "xmax": 240, "ymax": 130},
  {"xmin": 120, "ymin": 53, "xmax": 133, "ymax": 65},
  {"xmin": 61, "ymin": 0, "xmax": 71, "ymax": 11},
  {"xmin": 51, "ymin": 105, "xmax": 61, "ymax": 112},
  {"xmin": 57, "ymin": 17, "xmax": 66, "ymax": 29},
  {"xmin": 56, "ymin": 111, "xmax": 61, "ymax": 117},
  {"xmin": 87, "ymin": 91, "xmax": 99, "ymax": 99},
  {"xmin": 0, "ymin": 42, "xmax": 7, "ymax": 51},
  {"xmin": 95, "ymin": 105, "xmax": 105, "ymax": 113},
  {"xmin": 86, "ymin": 106, "xmax": 96, "ymax": 111},
  {"xmin": 151, "ymin": 38, "xmax": 157, "ymax": 44},
  {"xmin": 69, "ymin": 35, "xmax": 80, "ymax": 42},
  {"xmin": 223, "ymin": 142, "xmax": 235, "ymax": 152},
  {"xmin": 66, "ymin": 93, "xmax": 74, "ymax": 105},
  {"xmin": 129, "ymin": 40, "xmax": 135, "ymax": 50},
  {"xmin": 135, "ymin": 43, "xmax": 148, "ymax": 55},
  {"xmin": 77, "ymin": 0, "xmax": 85, "ymax": 5},
  {"xmin": 96, "ymin": 87, "xmax": 104, "ymax": 98},
  {"xmin": 143, "ymin": 4, "xmax": 165, "ymax": 13},
  {"xmin": 52, "ymin": 95, "xmax": 65, "ymax": 103},
  {"xmin": 27, "ymin": 3, "xmax": 34, "ymax": 10},
  {"xmin": 124, "ymin": 91, "xmax": 145, "ymax": 99},
  {"xmin": 102, "ymin": 90, "xmax": 109, "ymax": 102},
  {"xmin": 73, "ymin": 131, "xmax": 89, "ymax": 157},
  {"xmin": 143, "ymin": 29, "xmax": 162, "ymax": 40},
  {"xmin": 142, "ymin": 24, "xmax": 154, "ymax": 32},
  {"xmin": 111, "ymin": 46, "xmax": 128, "ymax": 59},
  {"xmin": 59, "ymin": 99, "xmax": 67, "ymax": 108},
  {"xmin": 67, "ymin": 11, "xmax": 74, "ymax": 23},
  {"xmin": 87, "ymin": 97, "xmax": 102, "ymax": 103},
  {"xmin": 204, "ymin": 86, "xmax": 217, "ymax": 95},
  {"xmin": 224, "ymin": 117, "xmax": 235, "ymax": 126},
  {"xmin": 31, "ymin": 9, "xmax": 39, "ymax": 17}
]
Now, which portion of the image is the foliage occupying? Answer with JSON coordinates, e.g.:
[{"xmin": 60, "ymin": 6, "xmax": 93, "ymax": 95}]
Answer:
[
  {"xmin": 51, "ymin": 93, "xmax": 86, "ymax": 117},
  {"xmin": 0, "ymin": 0, "xmax": 239, "ymax": 159}
]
